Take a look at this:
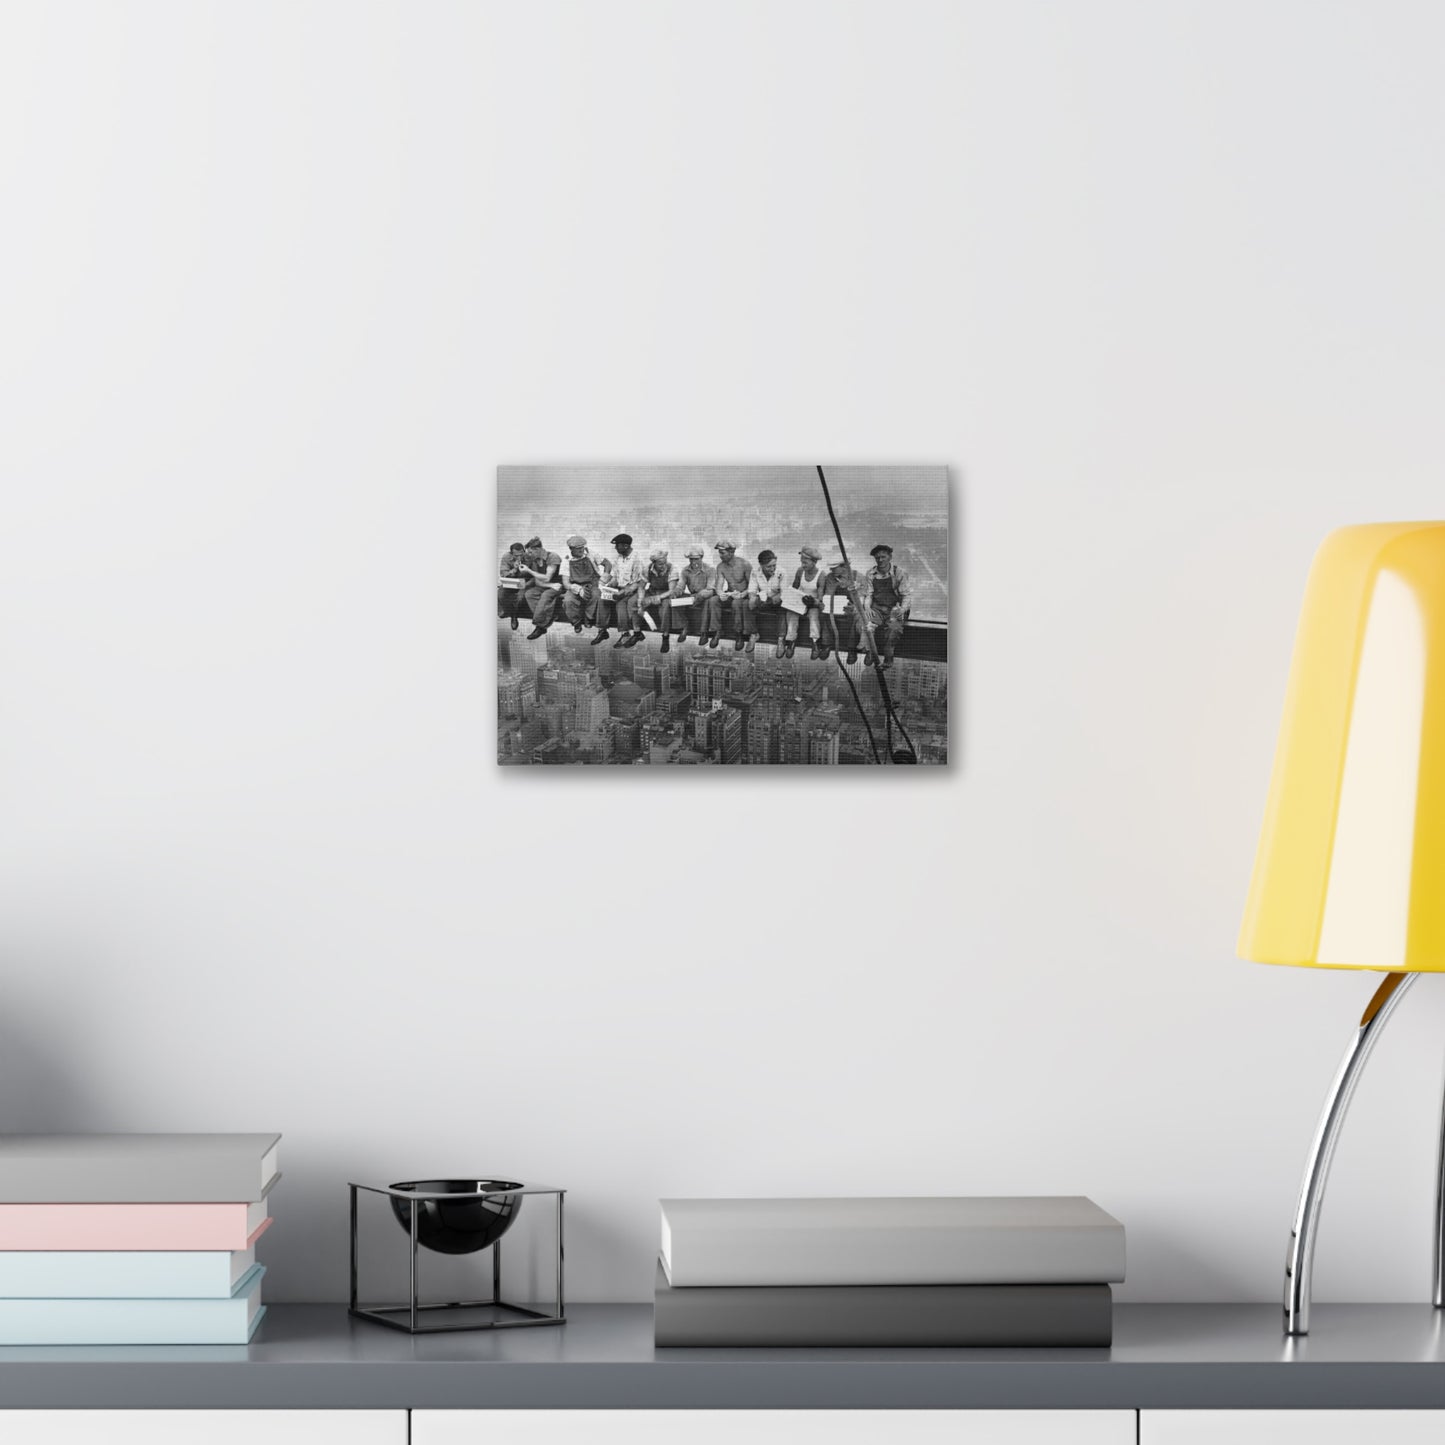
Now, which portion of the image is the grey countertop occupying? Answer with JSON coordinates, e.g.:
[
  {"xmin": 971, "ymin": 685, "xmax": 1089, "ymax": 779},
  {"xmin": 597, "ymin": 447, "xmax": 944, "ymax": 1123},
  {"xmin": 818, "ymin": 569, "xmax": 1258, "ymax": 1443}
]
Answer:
[{"xmin": 3, "ymin": 1304, "xmax": 1445, "ymax": 1410}]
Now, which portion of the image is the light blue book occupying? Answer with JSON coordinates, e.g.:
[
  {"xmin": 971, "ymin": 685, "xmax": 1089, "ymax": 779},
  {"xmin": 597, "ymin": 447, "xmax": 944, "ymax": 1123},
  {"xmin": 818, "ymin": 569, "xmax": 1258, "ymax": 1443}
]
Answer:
[
  {"xmin": 0, "ymin": 1264, "xmax": 264, "ymax": 1344},
  {"xmin": 0, "ymin": 1246, "xmax": 256, "ymax": 1298}
]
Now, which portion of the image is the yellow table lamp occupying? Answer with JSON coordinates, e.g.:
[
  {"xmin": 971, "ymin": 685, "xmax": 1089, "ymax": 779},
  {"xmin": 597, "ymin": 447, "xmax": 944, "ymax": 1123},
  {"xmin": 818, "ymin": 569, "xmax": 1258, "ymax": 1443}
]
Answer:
[{"xmin": 1240, "ymin": 521, "xmax": 1445, "ymax": 1334}]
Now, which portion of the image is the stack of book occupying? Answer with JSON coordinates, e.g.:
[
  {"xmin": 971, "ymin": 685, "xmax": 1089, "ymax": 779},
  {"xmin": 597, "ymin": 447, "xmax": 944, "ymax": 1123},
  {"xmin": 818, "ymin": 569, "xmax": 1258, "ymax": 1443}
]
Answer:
[
  {"xmin": 655, "ymin": 1196, "xmax": 1125, "ymax": 1347},
  {"xmin": 0, "ymin": 1133, "xmax": 280, "ymax": 1344}
]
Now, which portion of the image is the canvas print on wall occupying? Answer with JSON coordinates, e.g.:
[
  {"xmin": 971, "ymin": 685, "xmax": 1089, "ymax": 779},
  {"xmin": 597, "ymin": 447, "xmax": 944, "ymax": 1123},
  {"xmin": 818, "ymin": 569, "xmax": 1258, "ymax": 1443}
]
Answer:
[{"xmin": 496, "ymin": 465, "xmax": 949, "ymax": 766}]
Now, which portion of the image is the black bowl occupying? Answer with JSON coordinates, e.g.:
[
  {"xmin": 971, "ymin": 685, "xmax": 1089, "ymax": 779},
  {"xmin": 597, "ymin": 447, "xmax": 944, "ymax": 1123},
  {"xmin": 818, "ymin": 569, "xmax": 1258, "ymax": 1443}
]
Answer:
[{"xmin": 388, "ymin": 1179, "xmax": 524, "ymax": 1255}]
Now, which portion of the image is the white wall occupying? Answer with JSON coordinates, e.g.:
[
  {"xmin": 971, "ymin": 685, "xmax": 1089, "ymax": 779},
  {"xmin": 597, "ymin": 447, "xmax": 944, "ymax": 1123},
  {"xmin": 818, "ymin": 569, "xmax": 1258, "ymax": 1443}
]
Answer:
[{"xmin": 4, "ymin": 0, "xmax": 1445, "ymax": 1305}]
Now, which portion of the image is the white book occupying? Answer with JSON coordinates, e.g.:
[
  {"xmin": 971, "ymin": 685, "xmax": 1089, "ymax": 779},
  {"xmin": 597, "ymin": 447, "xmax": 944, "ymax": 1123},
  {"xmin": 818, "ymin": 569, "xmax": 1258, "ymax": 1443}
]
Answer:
[
  {"xmin": 0, "ymin": 1134, "xmax": 280, "ymax": 1204},
  {"xmin": 659, "ymin": 1197, "xmax": 1126, "ymax": 1287}
]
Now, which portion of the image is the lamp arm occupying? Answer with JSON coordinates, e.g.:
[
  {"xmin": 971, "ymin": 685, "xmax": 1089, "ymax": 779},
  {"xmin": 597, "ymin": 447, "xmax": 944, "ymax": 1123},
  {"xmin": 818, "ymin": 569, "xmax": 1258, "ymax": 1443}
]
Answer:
[{"xmin": 1285, "ymin": 970, "xmax": 1418, "ymax": 1335}]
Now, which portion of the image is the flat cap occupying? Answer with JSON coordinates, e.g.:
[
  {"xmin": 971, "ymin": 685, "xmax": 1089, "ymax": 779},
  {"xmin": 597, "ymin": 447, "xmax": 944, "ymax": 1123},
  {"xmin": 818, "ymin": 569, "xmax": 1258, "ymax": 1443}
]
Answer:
[
  {"xmin": 714, "ymin": 539, "xmax": 736, "ymax": 550},
  {"xmin": 799, "ymin": 544, "xmax": 821, "ymax": 562},
  {"xmin": 611, "ymin": 532, "xmax": 633, "ymax": 547},
  {"xmin": 686, "ymin": 545, "xmax": 706, "ymax": 558},
  {"xmin": 650, "ymin": 547, "xmax": 669, "ymax": 561},
  {"xmin": 869, "ymin": 543, "xmax": 893, "ymax": 557},
  {"xmin": 566, "ymin": 534, "xmax": 587, "ymax": 548}
]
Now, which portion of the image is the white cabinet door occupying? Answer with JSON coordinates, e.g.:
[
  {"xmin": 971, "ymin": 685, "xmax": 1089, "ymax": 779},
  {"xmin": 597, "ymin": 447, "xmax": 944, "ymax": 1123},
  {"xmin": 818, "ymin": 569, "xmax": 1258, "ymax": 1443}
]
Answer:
[
  {"xmin": 0, "ymin": 1411, "xmax": 406, "ymax": 1444},
  {"xmin": 1143, "ymin": 1410, "xmax": 1445, "ymax": 1444},
  {"xmin": 414, "ymin": 1410, "xmax": 1135, "ymax": 1445}
]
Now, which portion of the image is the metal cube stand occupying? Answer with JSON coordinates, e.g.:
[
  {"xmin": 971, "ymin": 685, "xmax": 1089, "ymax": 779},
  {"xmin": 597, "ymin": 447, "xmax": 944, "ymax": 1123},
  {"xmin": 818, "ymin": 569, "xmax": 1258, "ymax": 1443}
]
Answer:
[{"xmin": 348, "ymin": 1181, "xmax": 565, "ymax": 1334}]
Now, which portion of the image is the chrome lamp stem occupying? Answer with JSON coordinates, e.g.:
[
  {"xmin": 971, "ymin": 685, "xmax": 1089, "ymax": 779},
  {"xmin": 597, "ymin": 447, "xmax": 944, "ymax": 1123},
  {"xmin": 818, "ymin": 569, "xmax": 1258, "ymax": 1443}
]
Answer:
[{"xmin": 1284, "ymin": 970, "xmax": 1417, "ymax": 1335}]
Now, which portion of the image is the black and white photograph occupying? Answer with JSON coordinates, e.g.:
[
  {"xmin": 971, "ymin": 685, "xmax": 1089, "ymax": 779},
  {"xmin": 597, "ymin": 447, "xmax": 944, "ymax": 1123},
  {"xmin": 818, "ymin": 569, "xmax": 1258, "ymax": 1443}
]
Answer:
[{"xmin": 497, "ymin": 465, "xmax": 949, "ymax": 766}]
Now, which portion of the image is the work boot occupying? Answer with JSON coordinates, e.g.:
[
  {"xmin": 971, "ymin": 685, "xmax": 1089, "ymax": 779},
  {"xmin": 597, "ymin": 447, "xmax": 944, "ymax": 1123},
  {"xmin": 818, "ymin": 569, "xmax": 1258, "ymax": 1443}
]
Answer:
[
  {"xmin": 783, "ymin": 639, "xmax": 796, "ymax": 659},
  {"xmin": 882, "ymin": 654, "xmax": 895, "ymax": 670},
  {"xmin": 708, "ymin": 632, "xmax": 720, "ymax": 649},
  {"xmin": 573, "ymin": 622, "xmax": 583, "ymax": 634},
  {"xmin": 510, "ymin": 616, "xmax": 519, "ymax": 631},
  {"xmin": 625, "ymin": 631, "xmax": 644, "ymax": 647},
  {"xmin": 591, "ymin": 629, "xmax": 610, "ymax": 645},
  {"xmin": 733, "ymin": 637, "xmax": 745, "ymax": 652},
  {"xmin": 817, "ymin": 642, "xmax": 832, "ymax": 661},
  {"xmin": 660, "ymin": 635, "xmax": 671, "ymax": 654},
  {"xmin": 527, "ymin": 627, "xmax": 547, "ymax": 640},
  {"xmin": 846, "ymin": 647, "xmax": 858, "ymax": 665},
  {"xmin": 745, "ymin": 636, "xmax": 756, "ymax": 655},
  {"xmin": 613, "ymin": 633, "xmax": 628, "ymax": 648}
]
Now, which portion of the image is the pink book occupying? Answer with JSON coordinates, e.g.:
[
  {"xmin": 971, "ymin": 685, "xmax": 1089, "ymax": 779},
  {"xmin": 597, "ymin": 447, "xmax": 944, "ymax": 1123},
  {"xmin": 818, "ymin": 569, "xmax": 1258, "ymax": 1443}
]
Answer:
[{"xmin": 0, "ymin": 1199, "xmax": 271, "ymax": 1251}]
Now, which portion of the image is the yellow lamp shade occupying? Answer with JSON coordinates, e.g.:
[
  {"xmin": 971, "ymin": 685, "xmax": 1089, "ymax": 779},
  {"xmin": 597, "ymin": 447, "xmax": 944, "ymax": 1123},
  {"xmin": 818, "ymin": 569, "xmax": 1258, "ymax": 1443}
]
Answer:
[{"xmin": 1240, "ymin": 522, "xmax": 1445, "ymax": 972}]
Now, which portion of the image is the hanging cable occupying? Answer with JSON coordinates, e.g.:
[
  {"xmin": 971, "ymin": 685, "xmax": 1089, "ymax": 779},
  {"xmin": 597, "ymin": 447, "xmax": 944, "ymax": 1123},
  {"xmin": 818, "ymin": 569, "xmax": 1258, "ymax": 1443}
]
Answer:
[
  {"xmin": 814, "ymin": 465, "xmax": 919, "ymax": 764},
  {"xmin": 834, "ymin": 651, "xmax": 881, "ymax": 764}
]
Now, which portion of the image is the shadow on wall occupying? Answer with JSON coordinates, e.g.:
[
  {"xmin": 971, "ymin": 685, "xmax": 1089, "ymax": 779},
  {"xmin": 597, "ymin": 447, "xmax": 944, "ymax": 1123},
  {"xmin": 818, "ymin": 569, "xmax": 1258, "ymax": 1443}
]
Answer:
[
  {"xmin": 0, "ymin": 1011, "xmax": 111, "ymax": 1132},
  {"xmin": 948, "ymin": 465, "xmax": 965, "ymax": 772},
  {"xmin": 555, "ymin": 1200, "xmax": 643, "ymax": 1305},
  {"xmin": 1121, "ymin": 1215, "xmax": 1265, "ymax": 1304}
]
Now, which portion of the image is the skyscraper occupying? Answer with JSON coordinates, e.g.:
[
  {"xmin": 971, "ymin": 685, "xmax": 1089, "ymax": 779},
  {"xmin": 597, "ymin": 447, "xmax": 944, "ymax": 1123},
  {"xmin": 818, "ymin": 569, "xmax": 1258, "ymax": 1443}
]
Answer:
[
  {"xmin": 748, "ymin": 709, "xmax": 781, "ymax": 764},
  {"xmin": 505, "ymin": 624, "xmax": 551, "ymax": 677},
  {"xmin": 806, "ymin": 727, "xmax": 840, "ymax": 765},
  {"xmin": 497, "ymin": 669, "xmax": 536, "ymax": 722},
  {"xmin": 685, "ymin": 654, "xmax": 753, "ymax": 705},
  {"xmin": 576, "ymin": 686, "xmax": 610, "ymax": 733},
  {"xmin": 719, "ymin": 707, "xmax": 743, "ymax": 764},
  {"xmin": 605, "ymin": 715, "xmax": 641, "ymax": 763}
]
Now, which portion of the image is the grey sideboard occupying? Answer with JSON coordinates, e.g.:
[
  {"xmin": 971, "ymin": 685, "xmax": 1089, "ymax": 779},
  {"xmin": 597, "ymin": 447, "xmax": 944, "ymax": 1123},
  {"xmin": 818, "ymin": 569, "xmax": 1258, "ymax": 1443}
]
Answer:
[{"xmin": 0, "ymin": 1303, "xmax": 1443, "ymax": 1410}]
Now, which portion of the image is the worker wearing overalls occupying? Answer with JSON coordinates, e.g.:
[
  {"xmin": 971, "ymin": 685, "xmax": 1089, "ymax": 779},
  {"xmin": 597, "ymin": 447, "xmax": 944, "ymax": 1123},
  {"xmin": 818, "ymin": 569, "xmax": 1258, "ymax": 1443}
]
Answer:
[
  {"xmin": 847, "ymin": 543, "xmax": 912, "ymax": 669},
  {"xmin": 560, "ymin": 535, "xmax": 607, "ymax": 641}
]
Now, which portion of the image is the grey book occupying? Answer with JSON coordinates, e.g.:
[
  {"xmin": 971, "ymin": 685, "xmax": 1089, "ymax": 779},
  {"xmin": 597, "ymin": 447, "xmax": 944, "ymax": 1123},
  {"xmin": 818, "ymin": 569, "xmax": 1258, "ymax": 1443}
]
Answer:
[
  {"xmin": 660, "ymin": 1196, "xmax": 1125, "ymax": 1287},
  {"xmin": 654, "ymin": 1263, "xmax": 1112, "ymax": 1347},
  {"xmin": 0, "ymin": 1134, "xmax": 281, "ymax": 1203}
]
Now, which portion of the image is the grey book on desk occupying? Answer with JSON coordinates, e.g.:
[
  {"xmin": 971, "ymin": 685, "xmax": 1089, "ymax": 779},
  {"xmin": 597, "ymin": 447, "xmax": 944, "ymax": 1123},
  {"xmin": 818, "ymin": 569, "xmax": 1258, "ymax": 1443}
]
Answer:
[
  {"xmin": 660, "ymin": 1196, "xmax": 1125, "ymax": 1287},
  {"xmin": 0, "ymin": 1134, "xmax": 281, "ymax": 1203},
  {"xmin": 654, "ymin": 1264, "xmax": 1113, "ymax": 1347}
]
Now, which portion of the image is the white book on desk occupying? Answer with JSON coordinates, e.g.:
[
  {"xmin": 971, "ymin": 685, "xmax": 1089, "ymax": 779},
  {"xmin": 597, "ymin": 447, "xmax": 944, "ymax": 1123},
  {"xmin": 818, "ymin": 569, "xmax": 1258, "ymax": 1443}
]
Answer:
[
  {"xmin": 659, "ymin": 1196, "xmax": 1126, "ymax": 1287},
  {"xmin": 0, "ymin": 1134, "xmax": 280, "ymax": 1204}
]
